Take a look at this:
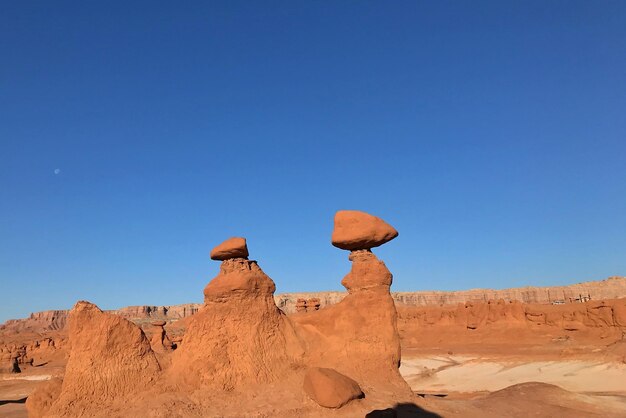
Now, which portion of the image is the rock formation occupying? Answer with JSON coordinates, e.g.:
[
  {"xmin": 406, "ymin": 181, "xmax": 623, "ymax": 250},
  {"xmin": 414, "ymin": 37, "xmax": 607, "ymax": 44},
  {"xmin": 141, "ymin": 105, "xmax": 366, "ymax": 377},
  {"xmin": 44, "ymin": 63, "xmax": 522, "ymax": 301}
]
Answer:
[
  {"xmin": 308, "ymin": 298, "xmax": 321, "ymax": 311},
  {"xmin": 292, "ymin": 210, "xmax": 412, "ymax": 400},
  {"xmin": 303, "ymin": 367, "xmax": 364, "ymax": 408},
  {"xmin": 22, "ymin": 210, "xmax": 418, "ymax": 416},
  {"xmin": 0, "ymin": 353, "xmax": 21, "ymax": 373},
  {"xmin": 169, "ymin": 240, "xmax": 304, "ymax": 390},
  {"xmin": 150, "ymin": 320, "xmax": 173, "ymax": 351},
  {"xmin": 296, "ymin": 298, "xmax": 308, "ymax": 312},
  {"xmin": 26, "ymin": 301, "xmax": 161, "ymax": 417},
  {"xmin": 397, "ymin": 297, "xmax": 626, "ymax": 331}
]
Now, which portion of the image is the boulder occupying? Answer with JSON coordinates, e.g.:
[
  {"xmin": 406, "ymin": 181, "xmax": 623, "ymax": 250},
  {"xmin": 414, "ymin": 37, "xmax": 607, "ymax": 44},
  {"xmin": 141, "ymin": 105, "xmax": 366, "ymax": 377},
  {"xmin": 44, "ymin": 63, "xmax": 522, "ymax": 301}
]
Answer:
[
  {"xmin": 331, "ymin": 210, "xmax": 398, "ymax": 251},
  {"xmin": 303, "ymin": 367, "xmax": 363, "ymax": 408},
  {"xmin": 210, "ymin": 237, "xmax": 249, "ymax": 260}
]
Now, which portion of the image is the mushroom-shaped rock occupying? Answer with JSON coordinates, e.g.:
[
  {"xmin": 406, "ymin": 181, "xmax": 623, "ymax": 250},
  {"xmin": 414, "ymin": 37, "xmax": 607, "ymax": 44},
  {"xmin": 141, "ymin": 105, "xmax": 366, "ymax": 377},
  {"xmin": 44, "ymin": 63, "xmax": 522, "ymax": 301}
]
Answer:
[
  {"xmin": 210, "ymin": 237, "xmax": 249, "ymax": 261},
  {"xmin": 152, "ymin": 320, "xmax": 166, "ymax": 327},
  {"xmin": 331, "ymin": 210, "xmax": 398, "ymax": 251},
  {"xmin": 303, "ymin": 367, "xmax": 363, "ymax": 408}
]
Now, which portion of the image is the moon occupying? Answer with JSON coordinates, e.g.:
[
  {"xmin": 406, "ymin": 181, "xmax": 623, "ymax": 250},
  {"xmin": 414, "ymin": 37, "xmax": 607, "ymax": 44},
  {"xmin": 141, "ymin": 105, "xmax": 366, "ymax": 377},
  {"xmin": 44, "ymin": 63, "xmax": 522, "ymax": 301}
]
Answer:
[{"xmin": 54, "ymin": 168, "xmax": 61, "ymax": 175}]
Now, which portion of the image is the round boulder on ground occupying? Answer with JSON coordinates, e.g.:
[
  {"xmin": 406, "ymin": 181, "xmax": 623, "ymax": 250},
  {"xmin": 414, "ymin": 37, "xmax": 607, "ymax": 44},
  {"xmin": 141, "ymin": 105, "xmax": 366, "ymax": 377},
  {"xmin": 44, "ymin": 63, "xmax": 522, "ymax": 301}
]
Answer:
[{"xmin": 303, "ymin": 367, "xmax": 363, "ymax": 408}]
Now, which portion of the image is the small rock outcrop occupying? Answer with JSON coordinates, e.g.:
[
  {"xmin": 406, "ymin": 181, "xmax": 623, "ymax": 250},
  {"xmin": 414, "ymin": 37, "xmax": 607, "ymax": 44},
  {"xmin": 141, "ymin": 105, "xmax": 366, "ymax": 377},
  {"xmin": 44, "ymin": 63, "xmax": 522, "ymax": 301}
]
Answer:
[
  {"xmin": 0, "ymin": 353, "xmax": 21, "ymax": 373},
  {"xmin": 331, "ymin": 210, "xmax": 398, "ymax": 250},
  {"xmin": 296, "ymin": 298, "xmax": 308, "ymax": 312},
  {"xmin": 210, "ymin": 237, "xmax": 249, "ymax": 260},
  {"xmin": 308, "ymin": 298, "xmax": 321, "ymax": 311},
  {"xmin": 303, "ymin": 367, "xmax": 363, "ymax": 408}
]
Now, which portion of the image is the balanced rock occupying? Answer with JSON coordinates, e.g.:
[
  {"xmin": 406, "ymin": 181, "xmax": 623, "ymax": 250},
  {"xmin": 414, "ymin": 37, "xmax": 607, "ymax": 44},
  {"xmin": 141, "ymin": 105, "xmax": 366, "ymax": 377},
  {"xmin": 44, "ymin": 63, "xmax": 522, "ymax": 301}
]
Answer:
[
  {"xmin": 171, "ymin": 245, "xmax": 304, "ymax": 390},
  {"xmin": 331, "ymin": 210, "xmax": 398, "ymax": 251},
  {"xmin": 151, "ymin": 321, "xmax": 173, "ymax": 351},
  {"xmin": 210, "ymin": 237, "xmax": 249, "ymax": 260},
  {"xmin": 303, "ymin": 367, "xmax": 363, "ymax": 408}
]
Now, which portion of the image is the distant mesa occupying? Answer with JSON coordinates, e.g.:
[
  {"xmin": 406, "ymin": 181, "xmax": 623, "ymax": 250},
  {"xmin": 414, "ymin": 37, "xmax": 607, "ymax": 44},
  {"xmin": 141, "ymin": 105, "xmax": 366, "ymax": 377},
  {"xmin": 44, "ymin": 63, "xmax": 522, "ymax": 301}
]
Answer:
[
  {"xmin": 210, "ymin": 237, "xmax": 249, "ymax": 261},
  {"xmin": 332, "ymin": 210, "xmax": 398, "ymax": 251}
]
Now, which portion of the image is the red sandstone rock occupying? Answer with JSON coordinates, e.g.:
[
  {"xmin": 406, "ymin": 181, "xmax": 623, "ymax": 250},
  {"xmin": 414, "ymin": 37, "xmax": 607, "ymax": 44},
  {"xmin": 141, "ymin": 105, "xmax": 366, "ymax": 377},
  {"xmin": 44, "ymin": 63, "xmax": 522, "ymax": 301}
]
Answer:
[
  {"xmin": 296, "ymin": 298, "xmax": 308, "ymax": 312},
  {"xmin": 307, "ymin": 298, "xmax": 321, "ymax": 311},
  {"xmin": 0, "ymin": 353, "xmax": 20, "ymax": 373},
  {"xmin": 210, "ymin": 237, "xmax": 249, "ymax": 260},
  {"xmin": 26, "ymin": 301, "xmax": 161, "ymax": 417},
  {"xmin": 170, "ymin": 254, "xmax": 304, "ymax": 390},
  {"xmin": 303, "ymin": 367, "xmax": 363, "ymax": 408},
  {"xmin": 291, "ymin": 242, "xmax": 412, "ymax": 400},
  {"xmin": 331, "ymin": 210, "xmax": 398, "ymax": 251},
  {"xmin": 25, "ymin": 378, "xmax": 62, "ymax": 418}
]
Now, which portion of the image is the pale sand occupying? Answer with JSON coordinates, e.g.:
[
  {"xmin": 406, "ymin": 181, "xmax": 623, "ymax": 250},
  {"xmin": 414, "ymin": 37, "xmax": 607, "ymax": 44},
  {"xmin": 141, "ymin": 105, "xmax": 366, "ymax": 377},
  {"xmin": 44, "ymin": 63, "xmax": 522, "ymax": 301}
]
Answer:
[
  {"xmin": 1, "ymin": 375, "xmax": 51, "ymax": 381},
  {"xmin": 401, "ymin": 355, "xmax": 626, "ymax": 394}
]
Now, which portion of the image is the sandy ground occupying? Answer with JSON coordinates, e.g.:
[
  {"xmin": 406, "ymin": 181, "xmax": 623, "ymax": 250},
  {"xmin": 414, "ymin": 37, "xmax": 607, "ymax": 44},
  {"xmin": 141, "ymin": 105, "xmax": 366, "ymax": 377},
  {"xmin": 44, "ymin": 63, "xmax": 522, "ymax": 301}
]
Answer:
[
  {"xmin": 400, "ymin": 355, "xmax": 626, "ymax": 394},
  {"xmin": 0, "ymin": 362, "xmax": 63, "ymax": 418}
]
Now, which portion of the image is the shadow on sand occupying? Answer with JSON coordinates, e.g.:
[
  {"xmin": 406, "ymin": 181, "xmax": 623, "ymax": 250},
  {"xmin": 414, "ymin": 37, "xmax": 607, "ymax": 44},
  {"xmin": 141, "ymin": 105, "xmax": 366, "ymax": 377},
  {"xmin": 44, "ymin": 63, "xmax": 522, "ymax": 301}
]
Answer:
[
  {"xmin": 0, "ymin": 397, "xmax": 28, "ymax": 406},
  {"xmin": 366, "ymin": 402, "xmax": 442, "ymax": 418}
]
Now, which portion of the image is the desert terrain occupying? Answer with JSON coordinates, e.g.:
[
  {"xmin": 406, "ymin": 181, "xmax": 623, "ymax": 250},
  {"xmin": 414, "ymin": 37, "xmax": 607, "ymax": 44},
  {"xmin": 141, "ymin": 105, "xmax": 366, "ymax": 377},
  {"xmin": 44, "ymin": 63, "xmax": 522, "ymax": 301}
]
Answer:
[{"xmin": 1, "ymin": 212, "xmax": 626, "ymax": 417}]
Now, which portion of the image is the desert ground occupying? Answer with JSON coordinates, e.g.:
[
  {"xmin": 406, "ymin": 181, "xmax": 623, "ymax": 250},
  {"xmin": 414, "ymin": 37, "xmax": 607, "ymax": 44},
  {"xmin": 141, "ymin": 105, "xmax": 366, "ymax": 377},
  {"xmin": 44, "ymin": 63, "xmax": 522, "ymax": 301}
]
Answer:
[{"xmin": 2, "ymin": 212, "xmax": 626, "ymax": 417}]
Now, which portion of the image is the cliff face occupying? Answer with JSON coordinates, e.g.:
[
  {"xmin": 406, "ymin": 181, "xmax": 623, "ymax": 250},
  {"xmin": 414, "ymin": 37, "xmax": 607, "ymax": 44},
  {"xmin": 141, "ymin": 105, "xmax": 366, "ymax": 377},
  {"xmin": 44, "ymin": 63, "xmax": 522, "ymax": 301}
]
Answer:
[
  {"xmin": 392, "ymin": 276, "xmax": 626, "ymax": 306},
  {"xmin": 277, "ymin": 276, "xmax": 626, "ymax": 313},
  {"xmin": 3, "ymin": 277, "xmax": 625, "ymax": 332},
  {"xmin": 397, "ymin": 298, "xmax": 626, "ymax": 331}
]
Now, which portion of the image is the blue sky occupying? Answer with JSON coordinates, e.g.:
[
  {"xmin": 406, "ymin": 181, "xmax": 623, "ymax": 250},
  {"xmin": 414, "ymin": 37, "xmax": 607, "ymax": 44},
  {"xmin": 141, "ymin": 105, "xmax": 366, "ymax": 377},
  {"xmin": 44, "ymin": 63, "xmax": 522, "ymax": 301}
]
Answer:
[{"xmin": 1, "ymin": 1, "xmax": 625, "ymax": 322}]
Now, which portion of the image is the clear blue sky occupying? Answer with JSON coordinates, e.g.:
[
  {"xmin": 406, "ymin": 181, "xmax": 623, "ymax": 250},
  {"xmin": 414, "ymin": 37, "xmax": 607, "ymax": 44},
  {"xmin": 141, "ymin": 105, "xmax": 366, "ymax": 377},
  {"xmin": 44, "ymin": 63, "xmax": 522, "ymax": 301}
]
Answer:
[{"xmin": 1, "ymin": 1, "xmax": 625, "ymax": 322}]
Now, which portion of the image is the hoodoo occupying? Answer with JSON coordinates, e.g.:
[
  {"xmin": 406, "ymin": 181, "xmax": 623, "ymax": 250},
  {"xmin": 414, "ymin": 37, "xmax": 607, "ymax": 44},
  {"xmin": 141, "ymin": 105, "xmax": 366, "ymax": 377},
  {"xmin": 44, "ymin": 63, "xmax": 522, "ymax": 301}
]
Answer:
[
  {"xmin": 292, "ymin": 210, "xmax": 412, "ymax": 400},
  {"xmin": 170, "ymin": 237, "xmax": 304, "ymax": 390}
]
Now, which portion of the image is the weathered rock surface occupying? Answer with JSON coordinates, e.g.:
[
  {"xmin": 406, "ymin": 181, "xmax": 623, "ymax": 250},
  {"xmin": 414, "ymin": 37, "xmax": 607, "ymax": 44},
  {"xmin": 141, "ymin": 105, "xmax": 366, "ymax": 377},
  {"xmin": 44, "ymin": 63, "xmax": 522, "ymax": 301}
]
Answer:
[
  {"xmin": 170, "ymin": 256, "xmax": 303, "ymax": 390},
  {"xmin": 0, "ymin": 354, "xmax": 20, "ymax": 373},
  {"xmin": 26, "ymin": 301, "xmax": 160, "ymax": 417},
  {"xmin": 331, "ymin": 210, "xmax": 398, "ymax": 251},
  {"xmin": 292, "ymin": 216, "xmax": 412, "ymax": 399},
  {"xmin": 397, "ymin": 297, "xmax": 626, "ymax": 331},
  {"xmin": 210, "ymin": 237, "xmax": 249, "ymax": 260},
  {"xmin": 303, "ymin": 367, "xmax": 363, "ymax": 408}
]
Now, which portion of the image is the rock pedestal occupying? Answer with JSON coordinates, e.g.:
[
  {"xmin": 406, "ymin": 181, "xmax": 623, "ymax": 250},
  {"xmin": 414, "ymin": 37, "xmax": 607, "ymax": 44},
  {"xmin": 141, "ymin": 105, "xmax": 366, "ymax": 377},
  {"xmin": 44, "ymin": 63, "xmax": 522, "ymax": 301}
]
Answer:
[{"xmin": 171, "ymin": 238, "xmax": 303, "ymax": 390}]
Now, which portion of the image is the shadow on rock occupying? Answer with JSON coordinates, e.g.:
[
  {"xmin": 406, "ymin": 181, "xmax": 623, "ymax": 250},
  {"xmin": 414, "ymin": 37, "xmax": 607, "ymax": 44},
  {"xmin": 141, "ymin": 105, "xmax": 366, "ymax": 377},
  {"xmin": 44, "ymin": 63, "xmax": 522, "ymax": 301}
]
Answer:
[
  {"xmin": 0, "ymin": 397, "xmax": 28, "ymax": 406},
  {"xmin": 366, "ymin": 402, "xmax": 442, "ymax": 418}
]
